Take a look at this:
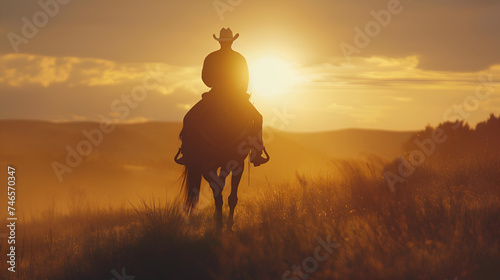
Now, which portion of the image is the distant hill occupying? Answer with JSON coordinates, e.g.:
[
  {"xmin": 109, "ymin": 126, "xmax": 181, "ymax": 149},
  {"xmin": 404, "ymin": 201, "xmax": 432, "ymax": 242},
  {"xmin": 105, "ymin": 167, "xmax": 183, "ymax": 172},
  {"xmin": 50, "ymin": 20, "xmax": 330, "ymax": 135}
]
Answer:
[
  {"xmin": 0, "ymin": 120, "xmax": 413, "ymax": 215},
  {"xmin": 280, "ymin": 129, "xmax": 414, "ymax": 160}
]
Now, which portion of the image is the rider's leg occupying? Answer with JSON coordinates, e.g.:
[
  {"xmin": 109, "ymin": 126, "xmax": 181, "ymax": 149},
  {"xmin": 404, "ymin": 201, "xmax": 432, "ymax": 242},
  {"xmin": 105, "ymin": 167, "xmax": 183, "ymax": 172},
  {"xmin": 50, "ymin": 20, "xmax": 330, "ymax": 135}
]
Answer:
[{"xmin": 246, "ymin": 104, "xmax": 269, "ymax": 166}]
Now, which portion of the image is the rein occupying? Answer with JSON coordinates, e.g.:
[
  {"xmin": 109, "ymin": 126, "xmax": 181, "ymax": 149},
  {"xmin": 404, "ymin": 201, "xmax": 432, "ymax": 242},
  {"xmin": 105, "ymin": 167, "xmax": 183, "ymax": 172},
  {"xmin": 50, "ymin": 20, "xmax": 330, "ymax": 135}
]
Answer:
[{"xmin": 247, "ymin": 157, "xmax": 251, "ymax": 187}]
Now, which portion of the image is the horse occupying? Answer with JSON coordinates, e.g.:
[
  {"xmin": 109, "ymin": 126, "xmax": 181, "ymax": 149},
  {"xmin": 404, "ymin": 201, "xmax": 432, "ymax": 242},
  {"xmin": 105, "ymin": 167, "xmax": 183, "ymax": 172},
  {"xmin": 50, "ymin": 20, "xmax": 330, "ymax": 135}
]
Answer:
[{"xmin": 174, "ymin": 93, "xmax": 269, "ymax": 231}]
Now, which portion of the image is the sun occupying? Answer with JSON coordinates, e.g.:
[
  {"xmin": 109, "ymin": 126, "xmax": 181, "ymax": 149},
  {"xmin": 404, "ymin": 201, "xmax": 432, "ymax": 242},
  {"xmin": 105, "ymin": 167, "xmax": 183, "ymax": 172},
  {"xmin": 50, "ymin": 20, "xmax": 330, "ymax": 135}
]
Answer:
[{"xmin": 249, "ymin": 55, "xmax": 299, "ymax": 98}]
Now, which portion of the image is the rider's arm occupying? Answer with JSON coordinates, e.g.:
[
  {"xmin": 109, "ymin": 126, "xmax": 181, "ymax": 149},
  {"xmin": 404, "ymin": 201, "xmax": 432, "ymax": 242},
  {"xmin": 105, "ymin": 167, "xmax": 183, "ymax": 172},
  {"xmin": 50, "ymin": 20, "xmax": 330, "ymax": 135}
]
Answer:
[
  {"xmin": 202, "ymin": 55, "xmax": 214, "ymax": 88},
  {"xmin": 241, "ymin": 57, "xmax": 249, "ymax": 92}
]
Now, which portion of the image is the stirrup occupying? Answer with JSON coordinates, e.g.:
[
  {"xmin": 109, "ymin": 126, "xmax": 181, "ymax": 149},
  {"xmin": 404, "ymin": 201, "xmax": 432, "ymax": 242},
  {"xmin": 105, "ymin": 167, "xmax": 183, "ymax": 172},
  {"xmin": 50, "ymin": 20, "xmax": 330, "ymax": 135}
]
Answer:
[
  {"xmin": 251, "ymin": 147, "xmax": 270, "ymax": 167},
  {"xmin": 174, "ymin": 148, "xmax": 187, "ymax": 165}
]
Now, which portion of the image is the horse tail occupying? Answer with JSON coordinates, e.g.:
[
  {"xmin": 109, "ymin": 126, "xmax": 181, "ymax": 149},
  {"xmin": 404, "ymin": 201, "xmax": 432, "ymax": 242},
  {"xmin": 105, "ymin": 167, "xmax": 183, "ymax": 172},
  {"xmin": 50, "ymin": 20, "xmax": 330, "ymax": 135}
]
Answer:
[{"xmin": 181, "ymin": 165, "xmax": 202, "ymax": 214}]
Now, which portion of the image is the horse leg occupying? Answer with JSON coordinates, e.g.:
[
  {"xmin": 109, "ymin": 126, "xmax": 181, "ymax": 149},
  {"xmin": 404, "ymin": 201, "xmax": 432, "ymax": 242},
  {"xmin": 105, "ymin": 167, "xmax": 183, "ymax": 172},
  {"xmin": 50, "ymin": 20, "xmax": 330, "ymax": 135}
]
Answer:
[
  {"xmin": 204, "ymin": 168, "xmax": 227, "ymax": 231},
  {"xmin": 227, "ymin": 161, "xmax": 244, "ymax": 231}
]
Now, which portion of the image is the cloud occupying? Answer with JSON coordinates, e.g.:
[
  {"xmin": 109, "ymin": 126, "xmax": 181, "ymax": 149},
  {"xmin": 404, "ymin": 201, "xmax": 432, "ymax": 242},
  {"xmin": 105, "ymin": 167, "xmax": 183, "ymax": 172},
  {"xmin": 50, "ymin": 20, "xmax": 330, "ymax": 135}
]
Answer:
[
  {"xmin": 327, "ymin": 103, "xmax": 355, "ymax": 112},
  {"xmin": 323, "ymin": 0, "xmax": 500, "ymax": 71},
  {"xmin": 0, "ymin": 53, "xmax": 204, "ymax": 94},
  {"xmin": 2, "ymin": 0, "xmax": 499, "ymax": 72},
  {"xmin": 300, "ymin": 56, "xmax": 500, "ymax": 90},
  {"xmin": 120, "ymin": 117, "xmax": 150, "ymax": 124},
  {"xmin": 392, "ymin": 97, "xmax": 413, "ymax": 102},
  {"xmin": 176, "ymin": 103, "xmax": 193, "ymax": 111},
  {"xmin": 0, "ymin": 54, "xmax": 74, "ymax": 87}
]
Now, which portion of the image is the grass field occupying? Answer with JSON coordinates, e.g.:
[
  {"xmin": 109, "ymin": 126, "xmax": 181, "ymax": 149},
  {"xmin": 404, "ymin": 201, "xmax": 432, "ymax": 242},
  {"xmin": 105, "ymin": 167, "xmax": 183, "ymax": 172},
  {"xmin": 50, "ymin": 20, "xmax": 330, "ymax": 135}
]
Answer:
[{"xmin": 2, "ymin": 154, "xmax": 499, "ymax": 280}]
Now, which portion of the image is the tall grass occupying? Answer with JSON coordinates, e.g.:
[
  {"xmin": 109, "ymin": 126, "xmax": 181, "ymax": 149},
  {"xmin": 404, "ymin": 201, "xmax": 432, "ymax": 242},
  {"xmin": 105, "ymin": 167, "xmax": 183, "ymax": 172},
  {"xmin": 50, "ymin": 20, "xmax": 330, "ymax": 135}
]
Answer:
[{"xmin": 1, "ymin": 153, "xmax": 499, "ymax": 279}]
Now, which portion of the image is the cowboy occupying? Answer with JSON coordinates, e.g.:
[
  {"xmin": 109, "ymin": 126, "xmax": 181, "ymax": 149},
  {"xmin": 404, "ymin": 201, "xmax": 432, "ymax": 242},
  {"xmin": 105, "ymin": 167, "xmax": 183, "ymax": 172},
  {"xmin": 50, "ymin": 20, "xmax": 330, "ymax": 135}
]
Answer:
[
  {"xmin": 202, "ymin": 28, "xmax": 249, "ymax": 97},
  {"xmin": 179, "ymin": 28, "xmax": 268, "ymax": 167}
]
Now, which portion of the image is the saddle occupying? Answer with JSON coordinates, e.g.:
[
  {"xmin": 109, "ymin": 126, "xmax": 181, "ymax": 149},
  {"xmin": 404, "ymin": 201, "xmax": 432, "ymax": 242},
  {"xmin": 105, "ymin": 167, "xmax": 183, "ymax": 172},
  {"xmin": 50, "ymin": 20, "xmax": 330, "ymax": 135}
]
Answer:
[{"xmin": 175, "ymin": 92, "xmax": 256, "ymax": 166}]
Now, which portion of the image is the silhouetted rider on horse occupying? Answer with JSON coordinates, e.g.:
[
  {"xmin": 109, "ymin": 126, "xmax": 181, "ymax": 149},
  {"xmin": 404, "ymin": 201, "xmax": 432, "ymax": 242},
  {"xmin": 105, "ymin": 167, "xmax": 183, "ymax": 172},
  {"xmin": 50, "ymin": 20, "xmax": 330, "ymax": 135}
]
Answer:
[{"xmin": 176, "ymin": 28, "xmax": 269, "ymax": 167}]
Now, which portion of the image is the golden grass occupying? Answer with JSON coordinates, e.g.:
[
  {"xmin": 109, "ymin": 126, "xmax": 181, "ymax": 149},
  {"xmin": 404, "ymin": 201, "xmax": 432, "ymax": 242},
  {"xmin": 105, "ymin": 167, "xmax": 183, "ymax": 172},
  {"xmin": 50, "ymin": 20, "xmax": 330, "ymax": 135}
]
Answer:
[{"xmin": 1, "ymin": 153, "xmax": 499, "ymax": 280}]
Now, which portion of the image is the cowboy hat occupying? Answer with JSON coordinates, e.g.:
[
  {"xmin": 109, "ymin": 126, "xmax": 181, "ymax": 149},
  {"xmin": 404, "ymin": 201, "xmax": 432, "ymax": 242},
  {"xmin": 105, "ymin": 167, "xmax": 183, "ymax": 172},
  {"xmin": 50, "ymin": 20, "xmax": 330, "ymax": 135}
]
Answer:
[{"xmin": 213, "ymin": 28, "xmax": 239, "ymax": 42}]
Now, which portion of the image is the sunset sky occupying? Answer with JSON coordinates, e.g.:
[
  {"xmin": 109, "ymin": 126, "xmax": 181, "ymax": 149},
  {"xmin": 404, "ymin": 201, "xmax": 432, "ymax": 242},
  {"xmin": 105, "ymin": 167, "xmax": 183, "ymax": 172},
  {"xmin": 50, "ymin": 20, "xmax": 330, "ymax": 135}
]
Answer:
[{"xmin": 1, "ymin": 0, "xmax": 499, "ymax": 131}]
